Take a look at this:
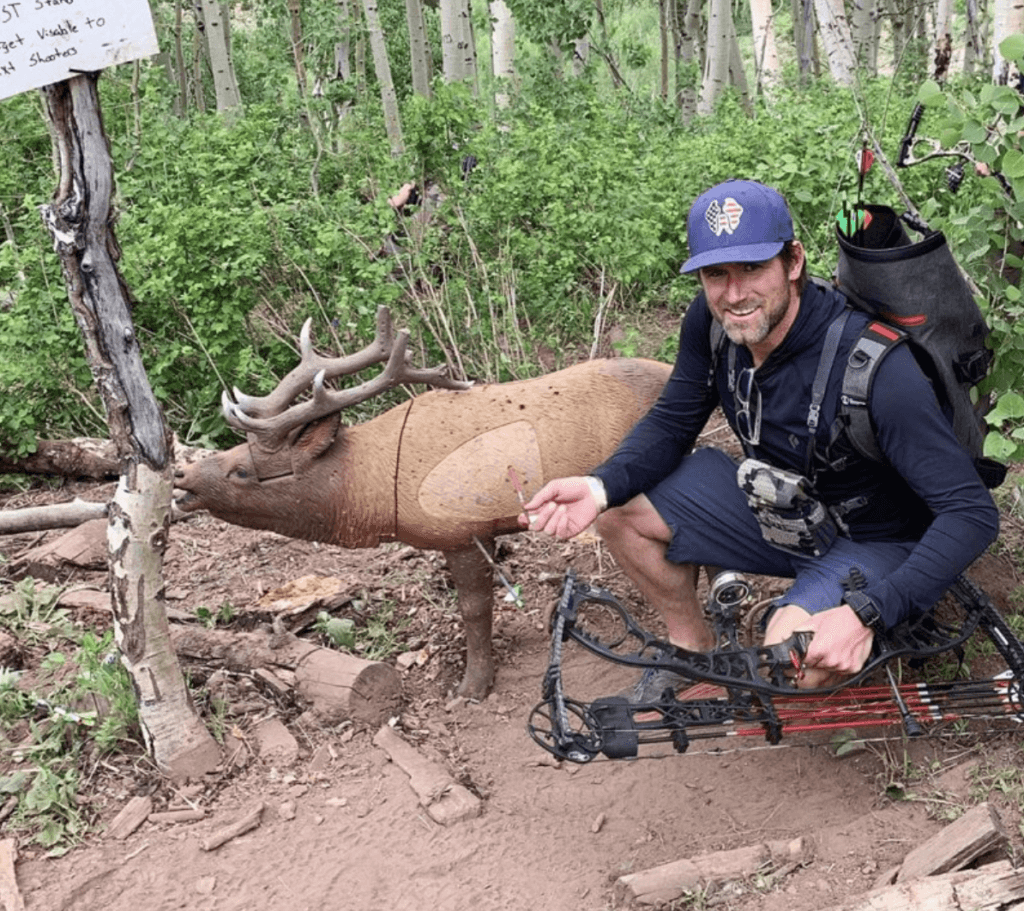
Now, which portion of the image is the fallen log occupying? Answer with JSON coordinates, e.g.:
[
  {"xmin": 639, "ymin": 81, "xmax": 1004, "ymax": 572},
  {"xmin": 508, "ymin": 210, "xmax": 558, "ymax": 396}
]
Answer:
[
  {"xmin": 170, "ymin": 625, "xmax": 402, "ymax": 725},
  {"xmin": 896, "ymin": 802, "xmax": 1007, "ymax": 883},
  {"xmin": 0, "ymin": 438, "xmax": 119, "ymax": 480},
  {"xmin": 107, "ymin": 795, "xmax": 153, "ymax": 840},
  {"xmin": 6, "ymin": 517, "xmax": 109, "ymax": 581},
  {"xmin": 827, "ymin": 860, "xmax": 1024, "ymax": 911},
  {"xmin": 373, "ymin": 724, "xmax": 482, "ymax": 826},
  {"xmin": 201, "ymin": 801, "xmax": 264, "ymax": 851},
  {"xmin": 0, "ymin": 498, "xmax": 108, "ymax": 535},
  {"xmin": 614, "ymin": 836, "xmax": 813, "ymax": 906}
]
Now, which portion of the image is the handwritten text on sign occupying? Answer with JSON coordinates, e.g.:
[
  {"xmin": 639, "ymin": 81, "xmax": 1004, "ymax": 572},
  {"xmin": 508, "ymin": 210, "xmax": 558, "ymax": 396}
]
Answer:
[{"xmin": 0, "ymin": 0, "xmax": 158, "ymax": 102}]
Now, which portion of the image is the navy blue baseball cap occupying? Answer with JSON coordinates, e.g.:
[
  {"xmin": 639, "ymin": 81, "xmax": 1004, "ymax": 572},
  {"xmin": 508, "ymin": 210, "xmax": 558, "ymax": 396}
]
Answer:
[{"xmin": 681, "ymin": 180, "xmax": 794, "ymax": 274}]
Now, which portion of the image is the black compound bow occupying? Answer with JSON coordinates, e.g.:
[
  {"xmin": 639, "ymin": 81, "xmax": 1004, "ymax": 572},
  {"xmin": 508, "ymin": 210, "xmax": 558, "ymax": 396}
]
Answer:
[{"xmin": 528, "ymin": 570, "xmax": 1024, "ymax": 763}]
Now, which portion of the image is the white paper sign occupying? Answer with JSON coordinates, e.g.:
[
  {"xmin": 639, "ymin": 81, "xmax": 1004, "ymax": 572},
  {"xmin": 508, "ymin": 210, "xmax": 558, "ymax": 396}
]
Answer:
[{"xmin": 0, "ymin": 0, "xmax": 159, "ymax": 101}]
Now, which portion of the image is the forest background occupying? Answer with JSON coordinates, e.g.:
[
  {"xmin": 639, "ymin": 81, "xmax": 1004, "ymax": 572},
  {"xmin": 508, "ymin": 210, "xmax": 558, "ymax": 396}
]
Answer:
[{"xmin": 1, "ymin": 0, "xmax": 1024, "ymax": 467}]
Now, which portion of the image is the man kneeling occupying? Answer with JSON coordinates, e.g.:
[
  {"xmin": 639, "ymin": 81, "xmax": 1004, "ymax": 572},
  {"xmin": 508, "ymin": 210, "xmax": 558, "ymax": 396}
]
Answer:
[{"xmin": 520, "ymin": 179, "xmax": 999, "ymax": 694}]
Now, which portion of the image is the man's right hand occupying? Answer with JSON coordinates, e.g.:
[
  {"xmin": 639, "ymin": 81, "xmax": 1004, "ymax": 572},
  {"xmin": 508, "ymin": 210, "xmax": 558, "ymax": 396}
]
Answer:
[{"xmin": 519, "ymin": 476, "xmax": 603, "ymax": 540}]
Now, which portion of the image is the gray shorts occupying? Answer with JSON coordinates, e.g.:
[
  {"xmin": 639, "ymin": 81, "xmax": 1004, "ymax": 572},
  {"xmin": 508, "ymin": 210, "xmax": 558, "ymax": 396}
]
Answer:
[{"xmin": 644, "ymin": 447, "xmax": 916, "ymax": 616}]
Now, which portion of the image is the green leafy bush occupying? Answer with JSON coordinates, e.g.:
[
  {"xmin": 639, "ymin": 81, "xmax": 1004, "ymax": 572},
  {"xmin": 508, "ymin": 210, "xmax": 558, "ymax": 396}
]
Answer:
[{"xmin": 0, "ymin": 39, "xmax": 1017, "ymax": 461}]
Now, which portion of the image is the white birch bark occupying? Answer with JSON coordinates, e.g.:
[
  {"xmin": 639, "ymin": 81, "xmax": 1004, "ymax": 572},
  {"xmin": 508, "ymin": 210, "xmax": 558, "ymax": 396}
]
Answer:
[
  {"xmin": 812, "ymin": 0, "xmax": 857, "ymax": 86},
  {"xmin": 406, "ymin": 0, "xmax": 433, "ymax": 98},
  {"xmin": 490, "ymin": 0, "xmax": 516, "ymax": 108},
  {"xmin": 361, "ymin": 0, "xmax": 404, "ymax": 156},
  {"xmin": 992, "ymin": 0, "xmax": 1024, "ymax": 84},
  {"xmin": 749, "ymin": 0, "xmax": 781, "ymax": 94},
  {"xmin": 199, "ymin": 0, "xmax": 243, "ymax": 116}
]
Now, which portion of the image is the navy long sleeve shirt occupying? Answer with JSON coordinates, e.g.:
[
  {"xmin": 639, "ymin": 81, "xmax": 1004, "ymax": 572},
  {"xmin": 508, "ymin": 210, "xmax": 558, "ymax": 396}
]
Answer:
[{"xmin": 591, "ymin": 280, "xmax": 1000, "ymax": 628}]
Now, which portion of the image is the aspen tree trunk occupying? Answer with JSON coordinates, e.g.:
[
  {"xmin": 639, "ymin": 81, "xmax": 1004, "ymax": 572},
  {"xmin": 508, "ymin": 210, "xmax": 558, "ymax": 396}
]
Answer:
[
  {"xmin": 335, "ymin": 0, "xmax": 354, "ymax": 83},
  {"xmin": 464, "ymin": 0, "xmax": 481, "ymax": 96},
  {"xmin": 812, "ymin": 0, "xmax": 857, "ymax": 85},
  {"xmin": 330, "ymin": 0, "xmax": 358, "ymax": 128},
  {"xmin": 932, "ymin": 0, "xmax": 953, "ymax": 79},
  {"xmin": 887, "ymin": 0, "xmax": 906, "ymax": 71},
  {"xmin": 406, "ymin": 0, "xmax": 433, "ymax": 98},
  {"xmin": 362, "ymin": 0, "xmax": 404, "ymax": 155},
  {"xmin": 963, "ymin": 0, "xmax": 984, "ymax": 74},
  {"xmin": 38, "ymin": 75, "xmax": 221, "ymax": 782},
  {"xmin": 850, "ymin": 0, "xmax": 878, "ymax": 74},
  {"xmin": 191, "ymin": 16, "xmax": 207, "ymax": 113},
  {"xmin": 440, "ymin": 0, "xmax": 478, "ymax": 90},
  {"xmin": 728, "ymin": 32, "xmax": 753, "ymax": 112},
  {"xmin": 699, "ymin": 0, "xmax": 734, "ymax": 114},
  {"xmin": 992, "ymin": 0, "xmax": 1024, "ymax": 83},
  {"xmin": 287, "ymin": 0, "xmax": 308, "ymax": 96},
  {"xmin": 572, "ymin": 38, "xmax": 589, "ymax": 77},
  {"xmin": 489, "ymin": 0, "xmax": 516, "ymax": 108},
  {"xmin": 672, "ymin": 0, "xmax": 702, "ymax": 121},
  {"xmin": 749, "ymin": 0, "xmax": 780, "ymax": 94},
  {"xmin": 658, "ymin": 0, "xmax": 669, "ymax": 101},
  {"xmin": 793, "ymin": 0, "xmax": 819, "ymax": 81},
  {"xmin": 199, "ymin": 0, "xmax": 243, "ymax": 116},
  {"xmin": 172, "ymin": 0, "xmax": 187, "ymax": 116}
]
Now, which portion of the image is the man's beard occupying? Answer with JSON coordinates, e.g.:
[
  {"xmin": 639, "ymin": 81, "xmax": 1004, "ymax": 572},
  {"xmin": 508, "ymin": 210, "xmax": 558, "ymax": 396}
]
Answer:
[{"xmin": 721, "ymin": 296, "xmax": 788, "ymax": 347}]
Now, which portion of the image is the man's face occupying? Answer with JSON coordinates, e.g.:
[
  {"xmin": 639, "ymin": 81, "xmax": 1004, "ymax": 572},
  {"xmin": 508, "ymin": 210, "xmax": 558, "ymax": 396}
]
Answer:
[{"xmin": 698, "ymin": 251, "xmax": 801, "ymax": 350}]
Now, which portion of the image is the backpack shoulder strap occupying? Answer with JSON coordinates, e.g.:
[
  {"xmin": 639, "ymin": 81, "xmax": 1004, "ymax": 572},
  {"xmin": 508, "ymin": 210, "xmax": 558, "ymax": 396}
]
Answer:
[
  {"xmin": 708, "ymin": 320, "xmax": 728, "ymax": 390},
  {"xmin": 841, "ymin": 320, "xmax": 907, "ymax": 463}
]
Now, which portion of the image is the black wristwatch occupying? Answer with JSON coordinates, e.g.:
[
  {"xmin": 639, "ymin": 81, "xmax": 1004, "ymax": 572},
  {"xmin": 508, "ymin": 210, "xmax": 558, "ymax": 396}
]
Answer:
[{"xmin": 845, "ymin": 590, "xmax": 885, "ymax": 634}]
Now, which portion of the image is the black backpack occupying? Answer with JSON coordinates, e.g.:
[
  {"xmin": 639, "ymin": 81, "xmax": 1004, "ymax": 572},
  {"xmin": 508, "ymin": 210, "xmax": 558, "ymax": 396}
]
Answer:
[
  {"xmin": 707, "ymin": 204, "xmax": 1006, "ymax": 489},
  {"xmin": 834, "ymin": 205, "xmax": 1005, "ymax": 489}
]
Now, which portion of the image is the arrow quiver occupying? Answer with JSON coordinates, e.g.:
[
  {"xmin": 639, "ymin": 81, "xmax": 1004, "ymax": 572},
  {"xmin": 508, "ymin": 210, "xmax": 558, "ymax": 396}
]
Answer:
[{"xmin": 528, "ymin": 570, "xmax": 1024, "ymax": 763}]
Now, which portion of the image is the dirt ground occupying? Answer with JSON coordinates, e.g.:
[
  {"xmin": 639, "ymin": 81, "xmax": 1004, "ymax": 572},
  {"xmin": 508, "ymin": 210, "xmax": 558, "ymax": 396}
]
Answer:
[{"xmin": 2, "ymin": 473, "xmax": 1024, "ymax": 911}]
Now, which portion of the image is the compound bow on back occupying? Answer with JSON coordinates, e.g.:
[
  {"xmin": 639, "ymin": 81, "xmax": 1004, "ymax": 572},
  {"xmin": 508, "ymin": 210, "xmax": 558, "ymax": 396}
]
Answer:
[{"xmin": 528, "ymin": 570, "xmax": 1024, "ymax": 763}]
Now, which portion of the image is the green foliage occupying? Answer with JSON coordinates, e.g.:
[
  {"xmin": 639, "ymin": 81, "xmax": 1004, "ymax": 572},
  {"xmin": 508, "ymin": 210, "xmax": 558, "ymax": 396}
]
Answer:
[
  {"xmin": 911, "ymin": 44, "xmax": 1024, "ymax": 462},
  {"xmin": 315, "ymin": 598, "xmax": 408, "ymax": 660},
  {"xmin": 195, "ymin": 602, "xmax": 237, "ymax": 628},
  {"xmin": 0, "ymin": 14, "xmax": 1021, "ymax": 460},
  {"xmin": 315, "ymin": 611, "xmax": 356, "ymax": 650},
  {"xmin": 0, "ymin": 581, "xmax": 140, "ymax": 852}
]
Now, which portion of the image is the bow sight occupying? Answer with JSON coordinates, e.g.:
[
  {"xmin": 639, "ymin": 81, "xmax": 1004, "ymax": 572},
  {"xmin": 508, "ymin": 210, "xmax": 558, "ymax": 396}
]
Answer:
[{"xmin": 528, "ymin": 570, "xmax": 1024, "ymax": 763}]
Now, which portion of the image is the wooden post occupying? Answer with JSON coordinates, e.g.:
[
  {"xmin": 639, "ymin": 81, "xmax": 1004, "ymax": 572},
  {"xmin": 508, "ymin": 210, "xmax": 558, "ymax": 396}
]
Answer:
[{"xmin": 38, "ymin": 75, "xmax": 220, "ymax": 780}]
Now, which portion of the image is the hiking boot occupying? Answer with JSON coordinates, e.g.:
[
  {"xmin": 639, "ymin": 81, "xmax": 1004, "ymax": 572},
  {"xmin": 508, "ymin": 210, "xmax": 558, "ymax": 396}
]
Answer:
[{"xmin": 620, "ymin": 666, "xmax": 686, "ymax": 704}]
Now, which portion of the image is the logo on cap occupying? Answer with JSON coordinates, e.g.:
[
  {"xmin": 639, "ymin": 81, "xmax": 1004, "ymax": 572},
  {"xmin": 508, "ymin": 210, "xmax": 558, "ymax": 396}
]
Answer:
[{"xmin": 704, "ymin": 197, "xmax": 744, "ymax": 236}]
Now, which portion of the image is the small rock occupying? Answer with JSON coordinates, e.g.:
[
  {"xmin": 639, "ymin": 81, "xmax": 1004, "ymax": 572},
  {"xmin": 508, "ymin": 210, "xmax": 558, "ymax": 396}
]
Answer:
[
  {"xmin": 253, "ymin": 717, "xmax": 299, "ymax": 765},
  {"xmin": 194, "ymin": 876, "xmax": 216, "ymax": 895},
  {"xmin": 308, "ymin": 745, "xmax": 332, "ymax": 773},
  {"xmin": 279, "ymin": 800, "xmax": 297, "ymax": 821}
]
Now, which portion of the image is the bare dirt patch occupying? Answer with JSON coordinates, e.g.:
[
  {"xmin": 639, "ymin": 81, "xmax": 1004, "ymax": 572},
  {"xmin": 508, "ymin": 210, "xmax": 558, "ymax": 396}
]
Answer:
[{"xmin": 2, "ymin": 476, "xmax": 1024, "ymax": 911}]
